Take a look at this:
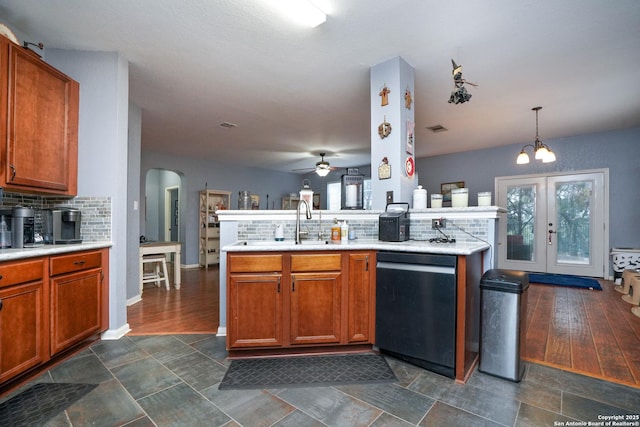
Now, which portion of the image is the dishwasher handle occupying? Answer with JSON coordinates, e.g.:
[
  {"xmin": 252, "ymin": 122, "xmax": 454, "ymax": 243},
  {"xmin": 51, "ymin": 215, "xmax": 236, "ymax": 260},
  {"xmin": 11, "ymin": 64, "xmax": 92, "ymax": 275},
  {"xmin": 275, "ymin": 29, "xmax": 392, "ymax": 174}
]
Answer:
[{"xmin": 377, "ymin": 261, "xmax": 455, "ymax": 275}]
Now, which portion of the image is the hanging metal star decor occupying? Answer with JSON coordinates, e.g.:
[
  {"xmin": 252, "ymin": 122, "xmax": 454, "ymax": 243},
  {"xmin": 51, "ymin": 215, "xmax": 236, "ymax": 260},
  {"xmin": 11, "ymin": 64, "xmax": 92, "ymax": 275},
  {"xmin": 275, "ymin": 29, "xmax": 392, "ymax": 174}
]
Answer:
[{"xmin": 448, "ymin": 59, "xmax": 477, "ymax": 104}]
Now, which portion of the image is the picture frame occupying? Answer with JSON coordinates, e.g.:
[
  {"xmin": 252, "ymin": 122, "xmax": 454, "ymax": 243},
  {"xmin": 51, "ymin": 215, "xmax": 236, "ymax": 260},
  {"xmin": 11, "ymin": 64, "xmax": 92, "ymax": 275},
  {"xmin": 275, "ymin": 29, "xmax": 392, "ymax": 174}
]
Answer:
[
  {"xmin": 313, "ymin": 193, "xmax": 321, "ymax": 210},
  {"xmin": 440, "ymin": 181, "xmax": 465, "ymax": 206}
]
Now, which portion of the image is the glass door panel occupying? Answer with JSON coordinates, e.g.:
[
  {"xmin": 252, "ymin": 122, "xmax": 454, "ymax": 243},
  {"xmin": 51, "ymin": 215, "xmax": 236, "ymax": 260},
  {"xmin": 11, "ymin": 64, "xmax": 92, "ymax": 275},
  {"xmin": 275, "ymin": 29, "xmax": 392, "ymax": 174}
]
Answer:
[
  {"xmin": 497, "ymin": 177, "xmax": 547, "ymax": 272},
  {"xmin": 506, "ymin": 184, "xmax": 536, "ymax": 262},
  {"xmin": 497, "ymin": 171, "xmax": 606, "ymax": 277},
  {"xmin": 547, "ymin": 173, "xmax": 604, "ymax": 277}
]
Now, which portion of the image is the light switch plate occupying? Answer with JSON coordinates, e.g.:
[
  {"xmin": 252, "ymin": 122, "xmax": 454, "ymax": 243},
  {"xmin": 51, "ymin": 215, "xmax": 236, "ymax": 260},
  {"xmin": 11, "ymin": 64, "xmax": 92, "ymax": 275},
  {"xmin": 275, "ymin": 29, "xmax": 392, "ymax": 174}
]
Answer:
[{"xmin": 386, "ymin": 191, "xmax": 393, "ymax": 205}]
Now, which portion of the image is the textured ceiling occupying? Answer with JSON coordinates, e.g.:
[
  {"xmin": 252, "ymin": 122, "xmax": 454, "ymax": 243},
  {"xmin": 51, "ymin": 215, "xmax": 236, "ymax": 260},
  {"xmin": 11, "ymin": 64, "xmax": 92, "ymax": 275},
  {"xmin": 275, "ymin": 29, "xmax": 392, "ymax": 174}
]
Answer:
[{"xmin": 1, "ymin": 0, "xmax": 639, "ymax": 173}]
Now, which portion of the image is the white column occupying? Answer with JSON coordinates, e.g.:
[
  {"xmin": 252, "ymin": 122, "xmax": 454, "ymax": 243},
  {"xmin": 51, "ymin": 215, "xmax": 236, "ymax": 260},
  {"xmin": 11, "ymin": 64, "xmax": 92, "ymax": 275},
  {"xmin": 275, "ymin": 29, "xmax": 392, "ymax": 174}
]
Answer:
[{"xmin": 370, "ymin": 57, "xmax": 416, "ymax": 210}]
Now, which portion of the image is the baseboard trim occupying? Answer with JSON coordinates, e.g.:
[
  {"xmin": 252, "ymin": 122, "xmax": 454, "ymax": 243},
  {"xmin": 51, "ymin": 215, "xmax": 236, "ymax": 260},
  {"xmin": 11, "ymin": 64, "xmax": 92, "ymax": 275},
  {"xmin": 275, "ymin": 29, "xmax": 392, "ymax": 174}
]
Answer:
[
  {"xmin": 127, "ymin": 295, "xmax": 142, "ymax": 306},
  {"xmin": 102, "ymin": 323, "xmax": 131, "ymax": 340}
]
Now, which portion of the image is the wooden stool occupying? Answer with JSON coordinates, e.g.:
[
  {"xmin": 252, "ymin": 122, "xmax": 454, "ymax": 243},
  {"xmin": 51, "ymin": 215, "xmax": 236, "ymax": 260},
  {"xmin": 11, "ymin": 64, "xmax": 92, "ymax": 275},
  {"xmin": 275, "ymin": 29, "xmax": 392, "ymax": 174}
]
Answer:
[
  {"xmin": 615, "ymin": 269, "xmax": 640, "ymax": 294},
  {"xmin": 141, "ymin": 254, "xmax": 170, "ymax": 292},
  {"xmin": 622, "ymin": 275, "xmax": 640, "ymax": 305}
]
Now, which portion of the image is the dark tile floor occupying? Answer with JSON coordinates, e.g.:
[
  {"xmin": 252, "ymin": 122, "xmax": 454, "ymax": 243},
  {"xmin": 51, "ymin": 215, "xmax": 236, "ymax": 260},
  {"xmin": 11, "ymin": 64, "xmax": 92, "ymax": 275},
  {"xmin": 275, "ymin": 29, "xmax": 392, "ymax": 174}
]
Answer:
[{"xmin": 2, "ymin": 334, "xmax": 639, "ymax": 426}]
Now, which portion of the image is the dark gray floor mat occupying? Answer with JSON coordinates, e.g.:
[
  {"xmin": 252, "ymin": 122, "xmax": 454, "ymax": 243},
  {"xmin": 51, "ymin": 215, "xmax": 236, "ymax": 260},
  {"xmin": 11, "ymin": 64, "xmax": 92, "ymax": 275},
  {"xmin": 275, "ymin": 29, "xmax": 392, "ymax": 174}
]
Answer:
[
  {"xmin": 219, "ymin": 353, "xmax": 396, "ymax": 390},
  {"xmin": 0, "ymin": 382, "xmax": 97, "ymax": 426}
]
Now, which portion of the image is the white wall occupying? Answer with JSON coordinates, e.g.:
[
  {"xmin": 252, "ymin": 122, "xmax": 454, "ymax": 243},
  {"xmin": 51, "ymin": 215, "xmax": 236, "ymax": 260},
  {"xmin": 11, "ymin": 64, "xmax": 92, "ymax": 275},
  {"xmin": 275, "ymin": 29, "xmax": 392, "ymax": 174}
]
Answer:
[
  {"xmin": 46, "ymin": 49, "xmax": 131, "ymax": 336},
  {"xmin": 127, "ymin": 103, "xmax": 142, "ymax": 301}
]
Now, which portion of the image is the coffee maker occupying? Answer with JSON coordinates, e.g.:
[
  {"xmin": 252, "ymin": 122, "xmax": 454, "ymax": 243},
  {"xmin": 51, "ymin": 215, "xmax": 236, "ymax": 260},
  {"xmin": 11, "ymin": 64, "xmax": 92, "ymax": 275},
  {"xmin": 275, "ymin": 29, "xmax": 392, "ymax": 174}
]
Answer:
[
  {"xmin": 43, "ymin": 208, "xmax": 82, "ymax": 244},
  {"xmin": 11, "ymin": 206, "xmax": 36, "ymax": 248}
]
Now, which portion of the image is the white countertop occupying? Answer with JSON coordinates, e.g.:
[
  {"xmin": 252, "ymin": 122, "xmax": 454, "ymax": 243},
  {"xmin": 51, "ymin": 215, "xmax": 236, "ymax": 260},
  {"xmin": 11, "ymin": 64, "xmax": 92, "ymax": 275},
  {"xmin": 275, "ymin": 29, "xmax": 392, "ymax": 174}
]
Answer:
[
  {"xmin": 223, "ymin": 239, "xmax": 489, "ymax": 256},
  {"xmin": 0, "ymin": 241, "xmax": 112, "ymax": 262}
]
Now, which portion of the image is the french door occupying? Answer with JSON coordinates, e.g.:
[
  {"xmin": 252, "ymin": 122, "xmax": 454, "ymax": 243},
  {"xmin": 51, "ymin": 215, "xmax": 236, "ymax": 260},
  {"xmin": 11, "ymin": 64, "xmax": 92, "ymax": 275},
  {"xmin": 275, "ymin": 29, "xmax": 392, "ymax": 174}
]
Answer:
[{"xmin": 496, "ymin": 170, "xmax": 608, "ymax": 277}]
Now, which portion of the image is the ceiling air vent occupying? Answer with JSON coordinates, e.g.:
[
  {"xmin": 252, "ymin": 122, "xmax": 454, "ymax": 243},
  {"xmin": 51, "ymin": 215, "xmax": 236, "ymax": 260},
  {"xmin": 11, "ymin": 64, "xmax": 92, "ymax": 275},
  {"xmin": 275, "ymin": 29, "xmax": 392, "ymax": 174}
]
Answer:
[
  {"xmin": 219, "ymin": 122, "xmax": 238, "ymax": 129},
  {"xmin": 426, "ymin": 124, "xmax": 448, "ymax": 133}
]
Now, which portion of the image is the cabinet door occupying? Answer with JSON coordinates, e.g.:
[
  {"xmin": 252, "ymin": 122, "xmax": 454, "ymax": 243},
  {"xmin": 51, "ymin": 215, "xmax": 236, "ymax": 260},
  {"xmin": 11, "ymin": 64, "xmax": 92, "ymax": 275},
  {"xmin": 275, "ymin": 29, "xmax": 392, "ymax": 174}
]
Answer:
[
  {"xmin": 50, "ymin": 268, "xmax": 103, "ymax": 355},
  {"xmin": 290, "ymin": 272, "xmax": 342, "ymax": 345},
  {"xmin": 228, "ymin": 273, "xmax": 283, "ymax": 349},
  {"xmin": 0, "ymin": 281, "xmax": 48, "ymax": 383},
  {"xmin": 346, "ymin": 252, "xmax": 375, "ymax": 343},
  {"xmin": 1, "ymin": 38, "xmax": 79, "ymax": 194}
]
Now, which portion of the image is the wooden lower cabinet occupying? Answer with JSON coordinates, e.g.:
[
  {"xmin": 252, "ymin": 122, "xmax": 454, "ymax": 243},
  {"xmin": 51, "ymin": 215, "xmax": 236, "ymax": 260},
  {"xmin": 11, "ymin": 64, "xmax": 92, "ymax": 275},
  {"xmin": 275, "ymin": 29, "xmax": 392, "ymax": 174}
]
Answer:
[
  {"xmin": 50, "ymin": 269, "xmax": 103, "ymax": 355},
  {"xmin": 346, "ymin": 251, "xmax": 375, "ymax": 343},
  {"xmin": 227, "ymin": 251, "xmax": 375, "ymax": 351},
  {"xmin": 49, "ymin": 249, "xmax": 107, "ymax": 355},
  {"xmin": 228, "ymin": 273, "xmax": 283, "ymax": 348},
  {"xmin": 227, "ymin": 254, "xmax": 283, "ymax": 349},
  {"xmin": 0, "ymin": 248, "xmax": 109, "ymax": 387},
  {"xmin": 290, "ymin": 271, "xmax": 342, "ymax": 345},
  {"xmin": 0, "ymin": 259, "xmax": 48, "ymax": 383}
]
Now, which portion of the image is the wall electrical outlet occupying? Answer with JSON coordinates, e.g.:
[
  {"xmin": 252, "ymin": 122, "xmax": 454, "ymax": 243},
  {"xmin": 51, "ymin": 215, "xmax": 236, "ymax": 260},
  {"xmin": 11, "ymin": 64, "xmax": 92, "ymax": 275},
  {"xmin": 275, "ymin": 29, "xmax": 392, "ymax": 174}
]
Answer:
[
  {"xmin": 386, "ymin": 191, "xmax": 394, "ymax": 205},
  {"xmin": 432, "ymin": 218, "xmax": 446, "ymax": 229}
]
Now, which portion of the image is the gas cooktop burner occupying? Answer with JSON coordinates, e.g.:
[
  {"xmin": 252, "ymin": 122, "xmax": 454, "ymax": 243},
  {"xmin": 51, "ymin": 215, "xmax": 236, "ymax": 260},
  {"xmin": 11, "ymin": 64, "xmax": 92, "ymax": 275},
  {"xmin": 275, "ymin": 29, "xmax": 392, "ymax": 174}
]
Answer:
[{"xmin": 428, "ymin": 237, "xmax": 456, "ymax": 243}]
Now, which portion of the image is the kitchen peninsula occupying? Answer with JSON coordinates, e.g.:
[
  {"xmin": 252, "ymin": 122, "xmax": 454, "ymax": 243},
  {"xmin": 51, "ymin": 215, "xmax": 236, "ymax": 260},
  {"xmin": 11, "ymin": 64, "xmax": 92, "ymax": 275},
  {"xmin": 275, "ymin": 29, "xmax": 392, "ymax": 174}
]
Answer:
[{"xmin": 219, "ymin": 207, "xmax": 503, "ymax": 383}]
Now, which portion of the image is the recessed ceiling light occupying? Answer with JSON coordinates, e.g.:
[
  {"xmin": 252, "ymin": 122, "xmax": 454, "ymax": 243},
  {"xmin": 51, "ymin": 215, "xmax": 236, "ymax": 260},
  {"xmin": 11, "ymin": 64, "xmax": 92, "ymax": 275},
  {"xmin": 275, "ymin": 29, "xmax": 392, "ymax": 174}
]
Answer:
[
  {"xmin": 426, "ymin": 125, "xmax": 448, "ymax": 133},
  {"xmin": 219, "ymin": 122, "xmax": 238, "ymax": 129}
]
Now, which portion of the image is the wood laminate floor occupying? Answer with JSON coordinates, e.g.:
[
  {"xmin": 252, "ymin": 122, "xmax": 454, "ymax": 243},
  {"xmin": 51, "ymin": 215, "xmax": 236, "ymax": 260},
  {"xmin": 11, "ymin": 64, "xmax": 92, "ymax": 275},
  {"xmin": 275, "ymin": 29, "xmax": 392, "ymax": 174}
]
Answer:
[
  {"xmin": 127, "ymin": 267, "xmax": 640, "ymax": 388},
  {"xmin": 127, "ymin": 265, "xmax": 220, "ymax": 335},
  {"xmin": 524, "ymin": 279, "xmax": 640, "ymax": 388}
]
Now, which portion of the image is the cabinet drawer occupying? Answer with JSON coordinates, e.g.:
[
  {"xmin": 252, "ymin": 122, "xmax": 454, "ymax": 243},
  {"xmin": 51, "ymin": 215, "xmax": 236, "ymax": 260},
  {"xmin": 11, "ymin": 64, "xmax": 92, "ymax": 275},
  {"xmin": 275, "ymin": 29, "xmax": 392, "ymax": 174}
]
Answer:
[
  {"xmin": 291, "ymin": 253, "xmax": 341, "ymax": 272},
  {"xmin": 229, "ymin": 254, "xmax": 282, "ymax": 273},
  {"xmin": 0, "ymin": 258, "xmax": 45, "ymax": 288},
  {"xmin": 50, "ymin": 251, "xmax": 102, "ymax": 276}
]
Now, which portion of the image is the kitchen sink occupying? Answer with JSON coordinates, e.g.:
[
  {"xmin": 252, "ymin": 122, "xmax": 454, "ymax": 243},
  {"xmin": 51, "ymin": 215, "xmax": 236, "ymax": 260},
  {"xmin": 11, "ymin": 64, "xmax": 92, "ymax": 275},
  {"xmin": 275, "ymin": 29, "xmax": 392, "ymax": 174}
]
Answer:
[
  {"xmin": 296, "ymin": 240, "xmax": 331, "ymax": 245},
  {"xmin": 236, "ymin": 240, "xmax": 331, "ymax": 246}
]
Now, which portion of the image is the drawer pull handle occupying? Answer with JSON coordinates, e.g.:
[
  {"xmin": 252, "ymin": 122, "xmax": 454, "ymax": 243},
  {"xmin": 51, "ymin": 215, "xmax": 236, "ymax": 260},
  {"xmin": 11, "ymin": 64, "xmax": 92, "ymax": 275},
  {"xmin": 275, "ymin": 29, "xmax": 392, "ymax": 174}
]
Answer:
[
  {"xmin": 0, "ymin": 274, "xmax": 3, "ymax": 280},
  {"xmin": 73, "ymin": 260, "xmax": 86, "ymax": 266},
  {"xmin": 0, "ymin": 299, "xmax": 3, "ymax": 311},
  {"xmin": 9, "ymin": 164, "xmax": 16, "ymax": 181}
]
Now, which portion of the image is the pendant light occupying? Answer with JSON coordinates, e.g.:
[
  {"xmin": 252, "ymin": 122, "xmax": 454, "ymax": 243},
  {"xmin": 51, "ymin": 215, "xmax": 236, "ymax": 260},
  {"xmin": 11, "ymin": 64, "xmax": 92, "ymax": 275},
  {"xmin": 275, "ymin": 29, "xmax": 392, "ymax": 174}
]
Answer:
[{"xmin": 516, "ymin": 106, "xmax": 556, "ymax": 164}]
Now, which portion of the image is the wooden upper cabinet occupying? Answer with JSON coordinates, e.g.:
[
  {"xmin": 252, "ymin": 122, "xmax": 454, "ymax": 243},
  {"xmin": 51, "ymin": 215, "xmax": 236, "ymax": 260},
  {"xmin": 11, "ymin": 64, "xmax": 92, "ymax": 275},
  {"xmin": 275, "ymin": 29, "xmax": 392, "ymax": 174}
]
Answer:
[{"xmin": 0, "ymin": 35, "xmax": 79, "ymax": 195}]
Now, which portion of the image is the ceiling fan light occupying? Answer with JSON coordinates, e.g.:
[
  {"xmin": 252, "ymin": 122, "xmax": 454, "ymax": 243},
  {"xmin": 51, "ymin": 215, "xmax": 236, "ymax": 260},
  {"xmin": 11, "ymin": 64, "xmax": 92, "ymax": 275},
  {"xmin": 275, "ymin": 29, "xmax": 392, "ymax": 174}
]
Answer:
[
  {"xmin": 315, "ymin": 167, "xmax": 330, "ymax": 177},
  {"xmin": 516, "ymin": 150, "xmax": 530, "ymax": 164}
]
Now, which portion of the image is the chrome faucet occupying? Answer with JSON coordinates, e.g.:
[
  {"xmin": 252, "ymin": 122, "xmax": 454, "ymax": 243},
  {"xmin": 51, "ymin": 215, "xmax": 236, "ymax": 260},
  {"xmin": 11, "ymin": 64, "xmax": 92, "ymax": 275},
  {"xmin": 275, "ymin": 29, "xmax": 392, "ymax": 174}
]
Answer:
[
  {"xmin": 296, "ymin": 199, "xmax": 312, "ymax": 244},
  {"xmin": 317, "ymin": 209, "xmax": 324, "ymax": 240}
]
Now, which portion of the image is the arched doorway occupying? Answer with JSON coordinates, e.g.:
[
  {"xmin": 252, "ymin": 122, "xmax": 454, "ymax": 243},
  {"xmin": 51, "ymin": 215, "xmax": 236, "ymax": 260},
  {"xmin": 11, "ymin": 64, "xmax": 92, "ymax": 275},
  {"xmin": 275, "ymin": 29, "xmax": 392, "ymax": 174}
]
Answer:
[{"xmin": 144, "ymin": 169, "xmax": 182, "ymax": 245}]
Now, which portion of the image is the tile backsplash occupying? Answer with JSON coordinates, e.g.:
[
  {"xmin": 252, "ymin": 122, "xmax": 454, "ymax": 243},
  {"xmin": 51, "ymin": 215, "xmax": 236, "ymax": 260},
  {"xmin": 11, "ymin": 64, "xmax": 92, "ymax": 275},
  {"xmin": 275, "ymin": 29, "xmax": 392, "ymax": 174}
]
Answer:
[
  {"xmin": 237, "ymin": 216, "xmax": 491, "ymax": 244},
  {"xmin": 1, "ymin": 192, "xmax": 111, "ymax": 242}
]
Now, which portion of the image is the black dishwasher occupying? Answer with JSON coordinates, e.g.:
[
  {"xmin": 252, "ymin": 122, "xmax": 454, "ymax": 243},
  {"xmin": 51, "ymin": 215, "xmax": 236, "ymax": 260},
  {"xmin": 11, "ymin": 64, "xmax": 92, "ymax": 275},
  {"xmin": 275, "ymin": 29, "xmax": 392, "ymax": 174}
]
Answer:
[{"xmin": 376, "ymin": 251, "xmax": 457, "ymax": 378}]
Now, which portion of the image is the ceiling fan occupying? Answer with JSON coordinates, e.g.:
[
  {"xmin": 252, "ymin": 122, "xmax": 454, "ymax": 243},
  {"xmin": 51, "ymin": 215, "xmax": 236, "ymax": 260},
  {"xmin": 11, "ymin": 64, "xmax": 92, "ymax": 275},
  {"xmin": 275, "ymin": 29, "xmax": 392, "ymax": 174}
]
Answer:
[{"xmin": 293, "ymin": 152, "xmax": 336, "ymax": 176}]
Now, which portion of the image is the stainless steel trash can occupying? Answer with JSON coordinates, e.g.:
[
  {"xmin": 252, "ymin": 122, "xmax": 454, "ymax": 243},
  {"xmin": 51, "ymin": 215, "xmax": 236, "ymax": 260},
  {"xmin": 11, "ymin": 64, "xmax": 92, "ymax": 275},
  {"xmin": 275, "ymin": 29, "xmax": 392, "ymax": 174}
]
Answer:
[{"xmin": 479, "ymin": 269, "xmax": 529, "ymax": 382}]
